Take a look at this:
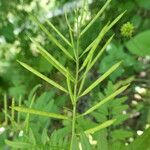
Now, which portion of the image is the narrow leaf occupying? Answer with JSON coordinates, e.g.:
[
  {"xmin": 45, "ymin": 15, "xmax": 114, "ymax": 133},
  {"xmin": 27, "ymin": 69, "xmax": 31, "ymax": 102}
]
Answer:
[
  {"xmin": 46, "ymin": 20, "xmax": 72, "ymax": 47},
  {"xmin": 80, "ymin": 22, "xmax": 109, "ymax": 71},
  {"xmin": 80, "ymin": 61, "xmax": 122, "ymax": 97},
  {"xmin": 30, "ymin": 37, "xmax": 74, "ymax": 81},
  {"xmin": 5, "ymin": 140, "xmax": 33, "ymax": 148},
  {"xmin": 80, "ymin": 0, "xmax": 111, "ymax": 36},
  {"xmin": 66, "ymin": 69, "xmax": 74, "ymax": 104},
  {"xmin": 18, "ymin": 60, "xmax": 68, "ymax": 93},
  {"xmin": 12, "ymin": 106, "xmax": 68, "ymax": 120},
  {"xmin": 107, "ymin": 11, "xmax": 126, "ymax": 32},
  {"xmin": 31, "ymin": 16, "xmax": 74, "ymax": 60},
  {"xmin": 80, "ymin": 11, "xmax": 125, "ymax": 65},
  {"xmin": 80, "ymin": 84, "xmax": 129, "ymax": 117},
  {"xmin": 84, "ymin": 119, "xmax": 115, "ymax": 134},
  {"xmin": 80, "ymin": 133, "xmax": 92, "ymax": 150},
  {"xmin": 86, "ymin": 35, "xmax": 114, "ymax": 73}
]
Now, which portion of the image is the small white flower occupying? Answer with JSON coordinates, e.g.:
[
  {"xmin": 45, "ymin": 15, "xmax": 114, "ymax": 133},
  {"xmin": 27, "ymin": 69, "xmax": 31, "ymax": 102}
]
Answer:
[
  {"xmin": 19, "ymin": 130, "xmax": 24, "ymax": 137},
  {"xmin": 137, "ymin": 130, "xmax": 143, "ymax": 136},
  {"xmin": 0, "ymin": 127, "xmax": 5, "ymax": 135}
]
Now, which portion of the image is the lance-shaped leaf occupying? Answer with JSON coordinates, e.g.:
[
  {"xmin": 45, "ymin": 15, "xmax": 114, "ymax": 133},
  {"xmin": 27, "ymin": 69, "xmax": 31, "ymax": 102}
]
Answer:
[
  {"xmin": 107, "ymin": 11, "xmax": 126, "ymax": 32},
  {"xmin": 31, "ymin": 16, "xmax": 74, "ymax": 60},
  {"xmin": 66, "ymin": 69, "xmax": 74, "ymax": 104},
  {"xmin": 46, "ymin": 20, "xmax": 72, "ymax": 47},
  {"xmin": 79, "ymin": 84, "xmax": 129, "ymax": 117},
  {"xmin": 84, "ymin": 119, "xmax": 115, "ymax": 134},
  {"xmin": 80, "ymin": 0, "xmax": 111, "ymax": 36},
  {"xmin": 78, "ymin": 35, "xmax": 114, "ymax": 95},
  {"xmin": 12, "ymin": 106, "xmax": 68, "ymax": 120},
  {"xmin": 5, "ymin": 140, "xmax": 33, "ymax": 149},
  {"xmin": 29, "ymin": 38, "xmax": 74, "ymax": 82},
  {"xmin": 86, "ymin": 35, "xmax": 114, "ymax": 72},
  {"xmin": 80, "ymin": 61, "xmax": 122, "ymax": 97},
  {"xmin": 79, "ymin": 23, "xmax": 109, "ymax": 71},
  {"xmin": 17, "ymin": 60, "xmax": 68, "ymax": 93},
  {"xmin": 80, "ymin": 11, "xmax": 125, "ymax": 71}
]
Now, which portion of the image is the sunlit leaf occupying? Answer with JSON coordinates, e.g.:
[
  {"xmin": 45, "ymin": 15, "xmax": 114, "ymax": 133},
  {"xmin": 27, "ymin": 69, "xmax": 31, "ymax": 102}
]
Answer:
[
  {"xmin": 84, "ymin": 119, "xmax": 115, "ymax": 134},
  {"xmin": 46, "ymin": 20, "xmax": 72, "ymax": 47},
  {"xmin": 80, "ymin": 0, "xmax": 112, "ymax": 36},
  {"xmin": 18, "ymin": 60, "xmax": 68, "ymax": 93},
  {"xmin": 79, "ymin": 22, "xmax": 109, "ymax": 71},
  {"xmin": 66, "ymin": 69, "xmax": 74, "ymax": 104},
  {"xmin": 12, "ymin": 106, "xmax": 69, "ymax": 120},
  {"xmin": 80, "ymin": 61, "xmax": 122, "ymax": 97},
  {"xmin": 86, "ymin": 34, "xmax": 114, "ymax": 73},
  {"xmin": 79, "ymin": 84, "xmax": 129, "ymax": 116},
  {"xmin": 31, "ymin": 15, "xmax": 74, "ymax": 60},
  {"xmin": 29, "ymin": 37, "xmax": 74, "ymax": 82}
]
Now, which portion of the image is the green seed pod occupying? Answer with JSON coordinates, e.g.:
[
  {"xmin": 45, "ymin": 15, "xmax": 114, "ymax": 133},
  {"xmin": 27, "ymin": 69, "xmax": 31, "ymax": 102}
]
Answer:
[{"xmin": 120, "ymin": 22, "xmax": 135, "ymax": 38}]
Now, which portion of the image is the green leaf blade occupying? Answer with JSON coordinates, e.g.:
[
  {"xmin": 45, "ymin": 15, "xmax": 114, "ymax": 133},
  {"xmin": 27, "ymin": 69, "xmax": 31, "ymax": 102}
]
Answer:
[
  {"xmin": 31, "ymin": 16, "xmax": 74, "ymax": 60},
  {"xmin": 46, "ymin": 20, "xmax": 72, "ymax": 47},
  {"xmin": 5, "ymin": 140, "xmax": 33, "ymax": 149},
  {"xmin": 84, "ymin": 119, "xmax": 115, "ymax": 134},
  {"xmin": 12, "ymin": 106, "xmax": 68, "ymax": 120},
  {"xmin": 87, "ymin": 34, "xmax": 114, "ymax": 72},
  {"xmin": 80, "ymin": 0, "xmax": 112, "ymax": 36},
  {"xmin": 80, "ymin": 84, "xmax": 129, "ymax": 117},
  {"xmin": 80, "ymin": 61, "xmax": 122, "ymax": 97},
  {"xmin": 17, "ymin": 60, "xmax": 68, "ymax": 93}
]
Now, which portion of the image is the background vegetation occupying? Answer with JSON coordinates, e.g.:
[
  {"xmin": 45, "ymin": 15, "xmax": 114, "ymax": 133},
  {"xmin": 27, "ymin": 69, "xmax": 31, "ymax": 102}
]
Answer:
[{"xmin": 0, "ymin": 0, "xmax": 150, "ymax": 149}]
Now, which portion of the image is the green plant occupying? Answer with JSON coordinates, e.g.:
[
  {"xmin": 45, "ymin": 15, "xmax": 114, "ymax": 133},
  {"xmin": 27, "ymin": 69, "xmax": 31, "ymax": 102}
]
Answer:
[{"xmin": 5, "ymin": 0, "xmax": 131, "ymax": 149}]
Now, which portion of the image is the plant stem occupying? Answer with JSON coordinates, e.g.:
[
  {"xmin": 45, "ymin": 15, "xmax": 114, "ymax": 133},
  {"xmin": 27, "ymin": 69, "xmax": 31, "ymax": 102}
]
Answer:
[
  {"xmin": 70, "ymin": 104, "xmax": 76, "ymax": 149},
  {"xmin": 70, "ymin": 46, "xmax": 79, "ymax": 150},
  {"xmin": 70, "ymin": 11, "xmax": 80, "ymax": 149}
]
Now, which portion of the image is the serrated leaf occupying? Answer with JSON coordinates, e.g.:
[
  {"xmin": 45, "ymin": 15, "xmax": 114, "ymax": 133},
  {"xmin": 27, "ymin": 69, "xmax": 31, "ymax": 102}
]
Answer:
[
  {"xmin": 122, "ymin": 127, "xmax": 150, "ymax": 150},
  {"xmin": 41, "ymin": 128, "xmax": 49, "ymax": 145},
  {"xmin": 12, "ymin": 106, "xmax": 68, "ymax": 120},
  {"xmin": 80, "ymin": 84, "xmax": 129, "ymax": 116},
  {"xmin": 80, "ymin": 0, "xmax": 112, "ymax": 36},
  {"xmin": 111, "ymin": 129, "xmax": 133, "ymax": 141},
  {"xmin": 80, "ymin": 61, "xmax": 122, "ymax": 97},
  {"xmin": 72, "ymin": 135, "xmax": 80, "ymax": 150},
  {"xmin": 5, "ymin": 140, "xmax": 33, "ymax": 148},
  {"xmin": 17, "ymin": 60, "xmax": 68, "ymax": 93},
  {"xmin": 31, "ymin": 15, "xmax": 74, "ymax": 60},
  {"xmin": 80, "ymin": 133, "xmax": 92, "ymax": 150},
  {"xmin": 29, "ymin": 128, "xmax": 36, "ymax": 145},
  {"xmin": 84, "ymin": 119, "xmax": 115, "ymax": 134}
]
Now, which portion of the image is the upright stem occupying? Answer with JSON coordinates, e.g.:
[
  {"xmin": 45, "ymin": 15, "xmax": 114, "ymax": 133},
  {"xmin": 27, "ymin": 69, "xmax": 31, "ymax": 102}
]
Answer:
[
  {"xmin": 70, "ymin": 40, "xmax": 79, "ymax": 150},
  {"xmin": 70, "ymin": 12, "xmax": 80, "ymax": 149}
]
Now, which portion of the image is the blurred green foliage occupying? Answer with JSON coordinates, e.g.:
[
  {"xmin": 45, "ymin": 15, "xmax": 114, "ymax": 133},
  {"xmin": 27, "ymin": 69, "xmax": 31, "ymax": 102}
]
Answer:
[{"xmin": 0, "ymin": 0, "xmax": 150, "ymax": 149}]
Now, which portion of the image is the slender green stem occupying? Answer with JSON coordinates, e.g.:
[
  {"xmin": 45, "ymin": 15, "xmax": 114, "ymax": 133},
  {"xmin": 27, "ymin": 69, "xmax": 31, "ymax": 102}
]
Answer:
[
  {"xmin": 11, "ymin": 98, "xmax": 15, "ymax": 127},
  {"xmin": 70, "ymin": 38, "xmax": 79, "ymax": 150},
  {"xmin": 70, "ymin": 104, "xmax": 76, "ymax": 149},
  {"xmin": 70, "ymin": 11, "xmax": 80, "ymax": 149},
  {"xmin": 4, "ymin": 93, "xmax": 8, "ymax": 125},
  {"xmin": 17, "ymin": 96, "xmax": 22, "ymax": 123}
]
